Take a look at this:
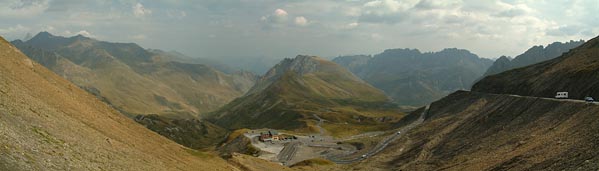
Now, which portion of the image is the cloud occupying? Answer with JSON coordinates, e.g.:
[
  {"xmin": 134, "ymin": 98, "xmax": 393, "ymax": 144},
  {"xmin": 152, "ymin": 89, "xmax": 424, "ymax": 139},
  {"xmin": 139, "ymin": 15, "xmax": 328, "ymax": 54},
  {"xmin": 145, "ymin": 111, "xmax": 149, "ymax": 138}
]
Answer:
[
  {"xmin": 166, "ymin": 10, "xmax": 187, "ymax": 19},
  {"xmin": 261, "ymin": 8, "xmax": 289, "ymax": 24},
  {"xmin": 0, "ymin": 24, "xmax": 30, "ymax": 34},
  {"xmin": 546, "ymin": 25, "xmax": 585, "ymax": 36},
  {"xmin": 0, "ymin": 0, "xmax": 49, "ymax": 18},
  {"xmin": 346, "ymin": 22, "xmax": 359, "ymax": 29},
  {"xmin": 133, "ymin": 2, "xmax": 152, "ymax": 17},
  {"xmin": 370, "ymin": 33, "xmax": 383, "ymax": 40},
  {"xmin": 493, "ymin": 3, "xmax": 534, "ymax": 18},
  {"xmin": 359, "ymin": 0, "xmax": 414, "ymax": 24},
  {"xmin": 62, "ymin": 30, "xmax": 96, "ymax": 38},
  {"xmin": 414, "ymin": 0, "xmax": 459, "ymax": 10},
  {"xmin": 294, "ymin": 16, "xmax": 308, "ymax": 26}
]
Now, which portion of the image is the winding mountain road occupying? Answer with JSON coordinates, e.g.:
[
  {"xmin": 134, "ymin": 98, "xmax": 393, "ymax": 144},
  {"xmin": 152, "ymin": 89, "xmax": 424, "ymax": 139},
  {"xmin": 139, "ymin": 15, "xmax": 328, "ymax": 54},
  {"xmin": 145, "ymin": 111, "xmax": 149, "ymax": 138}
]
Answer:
[{"xmin": 327, "ymin": 105, "xmax": 430, "ymax": 164}]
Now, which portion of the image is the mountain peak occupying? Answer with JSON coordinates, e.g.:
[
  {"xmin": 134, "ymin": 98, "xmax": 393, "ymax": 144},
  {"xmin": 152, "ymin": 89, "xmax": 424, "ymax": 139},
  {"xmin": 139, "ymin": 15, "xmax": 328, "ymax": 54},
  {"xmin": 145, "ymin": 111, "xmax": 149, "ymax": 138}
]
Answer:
[
  {"xmin": 36, "ymin": 31, "xmax": 53, "ymax": 37},
  {"xmin": 209, "ymin": 54, "xmax": 394, "ymax": 132},
  {"xmin": 263, "ymin": 55, "xmax": 329, "ymax": 81},
  {"xmin": 29, "ymin": 31, "xmax": 55, "ymax": 41}
]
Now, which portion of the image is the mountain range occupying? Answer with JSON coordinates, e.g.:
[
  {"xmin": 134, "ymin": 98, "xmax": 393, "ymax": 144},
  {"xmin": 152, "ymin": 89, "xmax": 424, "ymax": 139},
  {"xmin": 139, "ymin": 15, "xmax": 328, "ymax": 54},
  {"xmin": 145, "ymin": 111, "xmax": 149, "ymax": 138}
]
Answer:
[
  {"xmin": 333, "ymin": 48, "xmax": 493, "ymax": 107},
  {"xmin": 482, "ymin": 40, "xmax": 585, "ymax": 77},
  {"xmin": 0, "ymin": 36, "xmax": 238, "ymax": 170},
  {"xmin": 473, "ymin": 37, "xmax": 598, "ymax": 99},
  {"xmin": 336, "ymin": 35, "xmax": 599, "ymax": 170},
  {"xmin": 208, "ymin": 55, "xmax": 402, "ymax": 136},
  {"xmin": 4, "ymin": 28, "xmax": 598, "ymax": 170},
  {"xmin": 11, "ymin": 32, "xmax": 257, "ymax": 119}
]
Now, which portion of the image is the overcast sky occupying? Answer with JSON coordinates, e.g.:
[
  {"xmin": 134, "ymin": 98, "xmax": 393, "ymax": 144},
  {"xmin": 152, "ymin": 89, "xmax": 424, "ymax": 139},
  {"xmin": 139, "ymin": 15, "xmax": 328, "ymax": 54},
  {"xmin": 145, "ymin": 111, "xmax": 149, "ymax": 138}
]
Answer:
[{"xmin": 1, "ymin": 0, "xmax": 597, "ymax": 59}]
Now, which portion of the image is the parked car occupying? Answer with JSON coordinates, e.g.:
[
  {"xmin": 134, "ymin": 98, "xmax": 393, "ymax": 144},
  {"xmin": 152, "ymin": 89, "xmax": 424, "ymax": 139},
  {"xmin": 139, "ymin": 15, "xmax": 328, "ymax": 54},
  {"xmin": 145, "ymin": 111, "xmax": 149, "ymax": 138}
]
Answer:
[
  {"xmin": 585, "ymin": 97, "xmax": 595, "ymax": 102},
  {"xmin": 361, "ymin": 155, "xmax": 367, "ymax": 158},
  {"xmin": 396, "ymin": 131, "xmax": 401, "ymax": 135}
]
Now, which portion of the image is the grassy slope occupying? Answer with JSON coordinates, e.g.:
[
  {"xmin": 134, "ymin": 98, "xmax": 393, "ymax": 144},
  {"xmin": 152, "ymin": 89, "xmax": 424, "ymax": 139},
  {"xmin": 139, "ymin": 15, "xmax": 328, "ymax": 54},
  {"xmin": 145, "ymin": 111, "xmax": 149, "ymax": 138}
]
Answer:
[
  {"xmin": 211, "ymin": 56, "xmax": 403, "ymax": 137},
  {"xmin": 13, "ymin": 35, "xmax": 256, "ymax": 118},
  {"xmin": 0, "ymin": 37, "xmax": 236, "ymax": 170}
]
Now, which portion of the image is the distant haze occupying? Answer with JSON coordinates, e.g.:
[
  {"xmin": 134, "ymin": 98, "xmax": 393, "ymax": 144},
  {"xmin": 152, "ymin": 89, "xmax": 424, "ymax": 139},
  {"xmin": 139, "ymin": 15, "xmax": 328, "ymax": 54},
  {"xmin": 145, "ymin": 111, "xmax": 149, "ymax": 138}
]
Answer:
[{"xmin": 0, "ymin": 0, "xmax": 597, "ymax": 59}]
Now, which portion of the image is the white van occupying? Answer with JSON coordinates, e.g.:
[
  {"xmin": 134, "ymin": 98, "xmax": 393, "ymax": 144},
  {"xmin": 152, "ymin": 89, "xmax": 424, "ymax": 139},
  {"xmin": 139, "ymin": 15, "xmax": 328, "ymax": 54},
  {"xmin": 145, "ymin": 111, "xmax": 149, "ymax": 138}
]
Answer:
[{"xmin": 555, "ymin": 92, "xmax": 568, "ymax": 99}]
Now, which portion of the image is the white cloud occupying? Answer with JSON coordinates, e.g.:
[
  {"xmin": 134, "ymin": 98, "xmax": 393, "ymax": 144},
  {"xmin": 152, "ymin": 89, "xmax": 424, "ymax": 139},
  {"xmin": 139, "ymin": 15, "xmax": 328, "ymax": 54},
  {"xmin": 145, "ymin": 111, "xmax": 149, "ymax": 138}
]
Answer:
[
  {"xmin": 294, "ymin": 16, "xmax": 308, "ymax": 26},
  {"xmin": 261, "ymin": 8, "xmax": 289, "ymax": 24},
  {"xmin": 0, "ymin": 24, "xmax": 30, "ymax": 34},
  {"xmin": 339, "ymin": 22, "xmax": 360, "ymax": 30},
  {"xmin": 370, "ymin": 33, "xmax": 383, "ymax": 40},
  {"xmin": 493, "ymin": 3, "xmax": 534, "ymax": 18},
  {"xmin": 62, "ymin": 30, "xmax": 96, "ymax": 38},
  {"xmin": 133, "ymin": 2, "xmax": 152, "ymax": 17},
  {"xmin": 0, "ymin": 0, "xmax": 49, "ymax": 18},
  {"xmin": 359, "ymin": 0, "xmax": 416, "ymax": 23},
  {"xmin": 167, "ymin": 10, "xmax": 186, "ymax": 19},
  {"xmin": 42, "ymin": 25, "xmax": 55, "ymax": 32}
]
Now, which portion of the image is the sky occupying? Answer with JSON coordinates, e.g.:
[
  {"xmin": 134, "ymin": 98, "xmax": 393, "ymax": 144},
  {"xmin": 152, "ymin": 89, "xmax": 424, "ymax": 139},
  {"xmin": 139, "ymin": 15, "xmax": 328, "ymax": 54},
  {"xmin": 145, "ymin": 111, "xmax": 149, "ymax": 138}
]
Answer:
[{"xmin": 0, "ymin": 0, "xmax": 598, "ymax": 59}]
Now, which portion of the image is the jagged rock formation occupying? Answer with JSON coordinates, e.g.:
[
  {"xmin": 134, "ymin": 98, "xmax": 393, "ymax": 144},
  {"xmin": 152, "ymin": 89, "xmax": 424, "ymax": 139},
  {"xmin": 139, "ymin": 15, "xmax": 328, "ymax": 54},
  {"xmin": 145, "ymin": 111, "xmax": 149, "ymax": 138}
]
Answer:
[
  {"xmin": 482, "ymin": 40, "xmax": 585, "ymax": 77},
  {"xmin": 333, "ymin": 48, "xmax": 493, "ymax": 107},
  {"xmin": 209, "ymin": 55, "xmax": 402, "ymax": 135},
  {"xmin": 11, "ymin": 32, "xmax": 257, "ymax": 118}
]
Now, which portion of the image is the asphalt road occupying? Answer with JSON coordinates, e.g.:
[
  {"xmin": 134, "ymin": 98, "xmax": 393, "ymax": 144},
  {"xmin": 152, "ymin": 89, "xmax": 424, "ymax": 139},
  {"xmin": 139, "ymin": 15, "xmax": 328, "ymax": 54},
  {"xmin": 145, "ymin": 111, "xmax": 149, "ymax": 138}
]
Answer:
[
  {"xmin": 278, "ymin": 141, "xmax": 300, "ymax": 165},
  {"xmin": 506, "ymin": 94, "xmax": 598, "ymax": 105},
  {"xmin": 328, "ymin": 104, "xmax": 430, "ymax": 164}
]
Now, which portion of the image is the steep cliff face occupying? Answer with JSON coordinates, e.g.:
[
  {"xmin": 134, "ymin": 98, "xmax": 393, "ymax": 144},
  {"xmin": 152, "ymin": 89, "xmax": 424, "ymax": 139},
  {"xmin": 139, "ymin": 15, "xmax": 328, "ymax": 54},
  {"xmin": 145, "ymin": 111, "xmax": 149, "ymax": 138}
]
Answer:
[
  {"xmin": 482, "ymin": 40, "xmax": 585, "ymax": 77},
  {"xmin": 342, "ymin": 91, "xmax": 599, "ymax": 171},
  {"xmin": 0, "ymin": 36, "xmax": 237, "ymax": 170},
  {"xmin": 209, "ymin": 55, "xmax": 401, "ymax": 135},
  {"xmin": 473, "ymin": 36, "xmax": 599, "ymax": 99}
]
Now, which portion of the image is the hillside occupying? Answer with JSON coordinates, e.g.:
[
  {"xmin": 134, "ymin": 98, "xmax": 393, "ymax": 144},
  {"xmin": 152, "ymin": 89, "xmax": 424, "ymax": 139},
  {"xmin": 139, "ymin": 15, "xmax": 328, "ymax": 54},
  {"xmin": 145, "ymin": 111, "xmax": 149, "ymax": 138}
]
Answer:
[
  {"xmin": 0, "ymin": 36, "xmax": 237, "ymax": 170},
  {"xmin": 134, "ymin": 115, "xmax": 229, "ymax": 149},
  {"xmin": 208, "ymin": 55, "xmax": 402, "ymax": 135},
  {"xmin": 473, "ymin": 36, "xmax": 599, "ymax": 99},
  {"xmin": 341, "ymin": 91, "xmax": 599, "ymax": 170},
  {"xmin": 327, "ymin": 35, "xmax": 599, "ymax": 171},
  {"xmin": 333, "ymin": 48, "xmax": 493, "ymax": 106},
  {"xmin": 482, "ymin": 40, "xmax": 585, "ymax": 77},
  {"xmin": 11, "ymin": 32, "xmax": 257, "ymax": 118}
]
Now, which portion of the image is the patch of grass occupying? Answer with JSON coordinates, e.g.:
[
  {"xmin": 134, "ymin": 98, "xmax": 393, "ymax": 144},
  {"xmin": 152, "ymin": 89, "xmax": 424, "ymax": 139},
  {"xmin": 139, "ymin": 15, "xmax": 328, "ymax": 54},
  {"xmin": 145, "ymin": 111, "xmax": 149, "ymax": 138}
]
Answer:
[
  {"xmin": 225, "ymin": 128, "xmax": 250, "ymax": 144},
  {"xmin": 290, "ymin": 158, "xmax": 334, "ymax": 167},
  {"xmin": 31, "ymin": 127, "xmax": 65, "ymax": 145},
  {"xmin": 184, "ymin": 148, "xmax": 213, "ymax": 159},
  {"xmin": 322, "ymin": 123, "xmax": 390, "ymax": 138},
  {"xmin": 245, "ymin": 144, "xmax": 261, "ymax": 156}
]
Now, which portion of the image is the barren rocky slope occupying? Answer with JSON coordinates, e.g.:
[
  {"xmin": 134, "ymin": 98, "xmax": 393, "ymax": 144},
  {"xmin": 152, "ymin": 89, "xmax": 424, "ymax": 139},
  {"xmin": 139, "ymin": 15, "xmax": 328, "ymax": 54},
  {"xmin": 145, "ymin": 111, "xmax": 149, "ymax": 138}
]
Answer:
[{"xmin": 0, "ymin": 36, "xmax": 239, "ymax": 170}]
